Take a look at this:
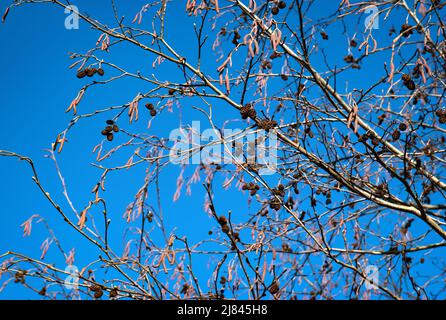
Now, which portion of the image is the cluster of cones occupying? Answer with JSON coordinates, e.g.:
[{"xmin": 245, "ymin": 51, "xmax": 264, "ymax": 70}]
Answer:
[
  {"xmin": 77, "ymin": 67, "xmax": 105, "ymax": 79},
  {"xmin": 101, "ymin": 119, "xmax": 119, "ymax": 141}
]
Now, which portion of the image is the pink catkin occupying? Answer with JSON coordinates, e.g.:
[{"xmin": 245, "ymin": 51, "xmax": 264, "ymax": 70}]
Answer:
[{"xmin": 20, "ymin": 214, "xmax": 39, "ymax": 237}]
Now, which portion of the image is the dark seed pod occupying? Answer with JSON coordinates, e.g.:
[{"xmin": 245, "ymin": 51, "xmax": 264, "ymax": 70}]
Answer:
[
  {"xmin": 406, "ymin": 80, "xmax": 416, "ymax": 90},
  {"xmin": 248, "ymin": 108, "xmax": 257, "ymax": 119},
  {"xmin": 271, "ymin": 6, "xmax": 279, "ymax": 15},
  {"xmin": 402, "ymin": 74, "xmax": 416, "ymax": 90},
  {"xmin": 402, "ymin": 74, "xmax": 411, "ymax": 82},
  {"xmin": 320, "ymin": 31, "xmax": 328, "ymax": 40},
  {"xmin": 350, "ymin": 39, "xmax": 357, "ymax": 47},
  {"xmin": 344, "ymin": 54, "xmax": 355, "ymax": 63},
  {"xmin": 218, "ymin": 216, "xmax": 228, "ymax": 226},
  {"xmin": 278, "ymin": 1, "xmax": 286, "ymax": 9},
  {"xmin": 415, "ymin": 158, "xmax": 422, "ymax": 169},
  {"xmin": 221, "ymin": 224, "xmax": 230, "ymax": 234},
  {"xmin": 38, "ymin": 287, "xmax": 47, "ymax": 296},
  {"xmin": 76, "ymin": 70, "xmax": 86, "ymax": 79},
  {"xmin": 399, "ymin": 123, "xmax": 407, "ymax": 131},
  {"xmin": 150, "ymin": 109, "xmax": 157, "ymax": 117},
  {"xmin": 85, "ymin": 68, "xmax": 95, "ymax": 77},
  {"xmin": 145, "ymin": 103, "xmax": 154, "ymax": 110},
  {"xmin": 435, "ymin": 108, "xmax": 445, "ymax": 118},
  {"xmin": 269, "ymin": 282, "xmax": 280, "ymax": 294},
  {"xmin": 94, "ymin": 288, "xmax": 104, "ymax": 299},
  {"xmin": 400, "ymin": 24, "xmax": 413, "ymax": 38},
  {"xmin": 378, "ymin": 114, "xmax": 386, "ymax": 125},
  {"xmin": 97, "ymin": 68, "xmax": 105, "ymax": 76},
  {"xmin": 89, "ymin": 284, "xmax": 101, "ymax": 292},
  {"xmin": 109, "ymin": 288, "xmax": 119, "ymax": 299},
  {"xmin": 392, "ymin": 130, "xmax": 401, "ymax": 141},
  {"xmin": 107, "ymin": 133, "xmax": 114, "ymax": 141},
  {"xmin": 101, "ymin": 129, "xmax": 109, "ymax": 136},
  {"xmin": 168, "ymin": 88, "xmax": 175, "ymax": 95},
  {"xmin": 112, "ymin": 124, "xmax": 119, "ymax": 132},
  {"xmin": 106, "ymin": 120, "xmax": 114, "ymax": 125},
  {"xmin": 105, "ymin": 126, "xmax": 113, "ymax": 132}
]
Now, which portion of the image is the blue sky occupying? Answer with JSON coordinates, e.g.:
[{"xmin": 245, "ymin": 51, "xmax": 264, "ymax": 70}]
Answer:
[{"xmin": 0, "ymin": 1, "xmax": 444, "ymax": 299}]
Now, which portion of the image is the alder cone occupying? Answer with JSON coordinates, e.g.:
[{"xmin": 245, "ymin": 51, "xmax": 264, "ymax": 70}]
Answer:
[
  {"xmin": 401, "ymin": 74, "xmax": 416, "ymax": 90},
  {"xmin": 344, "ymin": 54, "xmax": 355, "ymax": 63},
  {"xmin": 392, "ymin": 129, "xmax": 401, "ymax": 141},
  {"xmin": 109, "ymin": 288, "xmax": 119, "ymax": 298},
  {"xmin": 400, "ymin": 24, "xmax": 413, "ymax": 37},
  {"xmin": 221, "ymin": 224, "xmax": 230, "ymax": 234},
  {"xmin": 218, "ymin": 216, "xmax": 228, "ymax": 226},
  {"xmin": 85, "ymin": 68, "xmax": 95, "ymax": 77},
  {"xmin": 76, "ymin": 70, "xmax": 86, "ymax": 79},
  {"xmin": 38, "ymin": 287, "xmax": 47, "ymax": 296},
  {"xmin": 107, "ymin": 133, "xmax": 114, "ymax": 141},
  {"xmin": 401, "ymin": 74, "xmax": 411, "ymax": 82},
  {"xmin": 94, "ymin": 288, "xmax": 103, "ymax": 299},
  {"xmin": 435, "ymin": 108, "xmax": 445, "ymax": 118},
  {"xmin": 405, "ymin": 79, "xmax": 416, "ymax": 90},
  {"xmin": 269, "ymin": 282, "xmax": 280, "ymax": 294}
]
